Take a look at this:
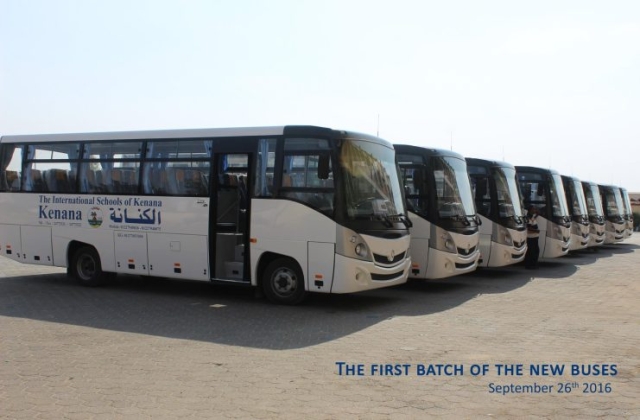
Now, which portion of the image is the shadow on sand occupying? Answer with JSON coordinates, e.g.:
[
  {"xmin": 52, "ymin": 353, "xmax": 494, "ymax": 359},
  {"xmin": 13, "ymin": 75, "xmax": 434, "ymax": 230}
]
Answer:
[{"xmin": 0, "ymin": 240, "xmax": 635, "ymax": 350}]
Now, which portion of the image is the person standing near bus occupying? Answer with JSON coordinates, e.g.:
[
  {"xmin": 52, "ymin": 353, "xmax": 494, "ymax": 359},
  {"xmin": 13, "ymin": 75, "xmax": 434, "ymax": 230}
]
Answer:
[{"xmin": 525, "ymin": 205, "xmax": 540, "ymax": 269}]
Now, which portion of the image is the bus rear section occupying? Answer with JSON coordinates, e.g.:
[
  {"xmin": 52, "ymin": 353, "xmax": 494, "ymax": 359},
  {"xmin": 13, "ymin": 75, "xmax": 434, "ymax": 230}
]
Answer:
[
  {"xmin": 395, "ymin": 145, "xmax": 480, "ymax": 279},
  {"xmin": 467, "ymin": 158, "xmax": 527, "ymax": 267},
  {"xmin": 516, "ymin": 166, "xmax": 571, "ymax": 259},
  {"xmin": 599, "ymin": 184, "xmax": 625, "ymax": 244},
  {"xmin": 561, "ymin": 175, "xmax": 590, "ymax": 251},
  {"xmin": 581, "ymin": 181, "xmax": 606, "ymax": 247},
  {"xmin": 0, "ymin": 126, "xmax": 411, "ymax": 305}
]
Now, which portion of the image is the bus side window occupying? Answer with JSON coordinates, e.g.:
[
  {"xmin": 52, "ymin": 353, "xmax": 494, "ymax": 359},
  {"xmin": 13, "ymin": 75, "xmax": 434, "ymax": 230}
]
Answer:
[
  {"xmin": 110, "ymin": 169, "xmax": 122, "ymax": 193},
  {"xmin": 1, "ymin": 170, "xmax": 20, "ymax": 191},
  {"xmin": 522, "ymin": 183, "xmax": 532, "ymax": 202},
  {"xmin": 280, "ymin": 153, "xmax": 334, "ymax": 216},
  {"xmin": 255, "ymin": 138, "xmax": 276, "ymax": 197},
  {"xmin": 0, "ymin": 144, "xmax": 23, "ymax": 192},
  {"xmin": 472, "ymin": 176, "xmax": 491, "ymax": 217},
  {"xmin": 24, "ymin": 169, "xmax": 45, "ymax": 192},
  {"xmin": 43, "ymin": 168, "xmax": 73, "ymax": 193}
]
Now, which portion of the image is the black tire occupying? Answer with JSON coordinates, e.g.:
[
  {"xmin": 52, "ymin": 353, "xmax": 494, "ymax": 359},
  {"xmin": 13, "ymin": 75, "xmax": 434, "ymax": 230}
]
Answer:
[
  {"xmin": 261, "ymin": 258, "xmax": 307, "ymax": 305},
  {"xmin": 70, "ymin": 246, "xmax": 108, "ymax": 287}
]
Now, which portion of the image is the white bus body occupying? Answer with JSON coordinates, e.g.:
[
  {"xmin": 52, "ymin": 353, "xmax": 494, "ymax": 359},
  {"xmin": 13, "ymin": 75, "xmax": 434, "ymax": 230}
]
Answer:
[
  {"xmin": 467, "ymin": 158, "xmax": 527, "ymax": 267},
  {"xmin": 561, "ymin": 175, "xmax": 590, "ymax": 251},
  {"xmin": 0, "ymin": 126, "xmax": 411, "ymax": 304},
  {"xmin": 516, "ymin": 167, "xmax": 571, "ymax": 259},
  {"xmin": 395, "ymin": 146, "xmax": 480, "ymax": 279},
  {"xmin": 599, "ymin": 185, "xmax": 626, "ymax": 244},
  {"xmin": 581, "ymin": 181, "xmax": 606, "ymax": 247}
]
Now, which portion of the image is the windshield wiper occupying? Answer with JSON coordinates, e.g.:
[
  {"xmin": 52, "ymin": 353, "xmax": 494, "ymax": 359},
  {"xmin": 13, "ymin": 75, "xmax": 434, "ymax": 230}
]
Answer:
[
  {"xmin": 388, "ymin": 213, "xmax": 413, "ymax": 228},
  {"xmin": 377, "ymin": 215, "xmax": 394, "ymax": 228},
  {"xmin": 448, "ymin": 214, "xmax": 471, "ymax": 225},
  {"xmin": 400, "ymin": 213, "xmax": 413, "ymax": 228},
  {"xmin": 371, "ymin": 213, "xmax": 414, "ymax": 228}
]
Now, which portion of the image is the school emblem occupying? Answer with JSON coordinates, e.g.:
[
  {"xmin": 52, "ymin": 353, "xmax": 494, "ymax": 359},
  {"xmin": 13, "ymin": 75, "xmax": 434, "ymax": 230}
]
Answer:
[{"xmin": 88, "ymin": 207, "xmax": 103, "ymax": 228}]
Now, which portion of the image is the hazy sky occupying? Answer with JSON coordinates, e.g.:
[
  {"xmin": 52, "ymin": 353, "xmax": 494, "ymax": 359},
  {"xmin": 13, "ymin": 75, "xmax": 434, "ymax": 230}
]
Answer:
[{"xmin": 2, "ymin": 1, "xmax": 639, "ymax": 190}]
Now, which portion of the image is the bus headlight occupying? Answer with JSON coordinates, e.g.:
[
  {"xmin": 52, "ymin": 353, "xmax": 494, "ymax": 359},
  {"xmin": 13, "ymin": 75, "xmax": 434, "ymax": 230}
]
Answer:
[
  {"xmin": 355, "ymin": 243, "xmax": 368, "ymax": 258},
  {"xmin": 494, "ymin": 225, "xmax": 513, "ymax": 246},
  {"xmin": 336, "ymin": 226, "xmax": 373, "ymax": 262},
  {"xmin": 433, "ymin": 230, "xmax": 456, "ymax": 254}
]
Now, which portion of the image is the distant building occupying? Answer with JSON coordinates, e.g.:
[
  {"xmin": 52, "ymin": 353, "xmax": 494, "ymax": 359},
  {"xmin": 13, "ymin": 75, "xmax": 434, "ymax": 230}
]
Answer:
[{"xmin": 630, "ymin": 193, "xmax": 640, "ymax": 213}]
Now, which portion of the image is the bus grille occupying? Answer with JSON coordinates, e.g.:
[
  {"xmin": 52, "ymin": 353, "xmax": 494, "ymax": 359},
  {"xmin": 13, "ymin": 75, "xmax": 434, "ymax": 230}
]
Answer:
[
  {"xmin": 457, "ymin": 246, "xmax": 476, "ymax": 256},
  {"xmin": 373, "ymin": 251, "xmax": 406, "ymax": 265}
]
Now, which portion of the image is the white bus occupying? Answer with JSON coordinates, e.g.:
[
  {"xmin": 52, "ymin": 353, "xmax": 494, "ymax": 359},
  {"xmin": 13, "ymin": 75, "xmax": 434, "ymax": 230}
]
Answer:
[
  {"xmin": 598, "ymin": 184, "xmax": 625, "ymax": 244},
  {"xmin": 561, "ymin": 175, "xmax": 590, "ymax": 251},
  {"xmin": 466, "ymin": 158, "xmax": 527, "ymax": 267},
  {"xmin": 0, "ymin": 126, "xmax": 412, "ymax": 304},
  {"xmin": 395, "ymin": 146, "xmax": 480, "ymax": 279},
  {"xmin": 619, "ymin": 187, "xmax": 634, "ymax": 239},
  {"xmin": 515, "ymin": 166, "xmax": 571, "ymax": 259},
  {"xmin": 581, "ymin": 181, "xmax": 606, "ymax": 247}
]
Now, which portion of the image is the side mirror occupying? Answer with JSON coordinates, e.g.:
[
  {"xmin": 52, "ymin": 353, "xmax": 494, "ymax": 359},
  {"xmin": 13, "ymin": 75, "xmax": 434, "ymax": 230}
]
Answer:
[{"xmin": 318, "ymin": 154, "xmax": 330, "ymax": 180}]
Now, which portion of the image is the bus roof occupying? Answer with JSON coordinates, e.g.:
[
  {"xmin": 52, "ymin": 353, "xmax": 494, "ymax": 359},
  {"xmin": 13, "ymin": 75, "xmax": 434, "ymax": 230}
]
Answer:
[
  {"xmin": 514, "ymin": 166, "xmax": 561, "ymax": 176},
  {"xmin": 465, "ymin": 157, "xmax": 515, "ymax": 170},
  {"xmin": 0, "ymin": 125, "xmax": 391, "ymax": 147},
  {"xmin": 561, "ymin": 174, "xmax": 582, "ymax": 183},
  {"xmin": 394, "ymin": 144, "xmax": 465, "ymax": 161},
  {"xmin": 0, "ymin": 126, "xmax": 284, "ymax": 143}
]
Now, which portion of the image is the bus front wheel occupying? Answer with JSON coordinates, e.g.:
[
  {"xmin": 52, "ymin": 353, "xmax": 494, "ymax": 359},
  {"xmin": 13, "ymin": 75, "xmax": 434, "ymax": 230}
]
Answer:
[
  {"xmin": 262, "ymin": 258, "xmax": 307, "ymax": 305},
  {"xmin": 71, "ymin": 246, "xmax": 108, "ymax": 287}
]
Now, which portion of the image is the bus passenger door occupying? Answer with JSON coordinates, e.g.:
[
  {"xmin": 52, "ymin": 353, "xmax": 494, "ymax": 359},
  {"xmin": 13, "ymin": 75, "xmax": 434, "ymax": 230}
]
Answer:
[{"xmin": 210, "ymin": 152, "xmax": 251, "ymax": 282}]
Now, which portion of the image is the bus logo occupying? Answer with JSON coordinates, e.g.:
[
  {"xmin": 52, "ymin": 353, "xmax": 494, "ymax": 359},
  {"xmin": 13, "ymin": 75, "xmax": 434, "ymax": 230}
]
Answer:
[{"xmin": 88, "ymin": 207, "xmax": 103, "ymax": 228}]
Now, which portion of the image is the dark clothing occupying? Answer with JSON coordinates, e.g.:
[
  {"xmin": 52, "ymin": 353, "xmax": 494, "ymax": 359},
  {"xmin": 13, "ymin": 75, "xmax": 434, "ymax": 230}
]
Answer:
[
  {"xmin": 525, "ymin": 237, "xmax": 540, "ymax": 268},
  {"xmin": 525, "ymin": 208, "xmax": 540, "ymax": 269}
]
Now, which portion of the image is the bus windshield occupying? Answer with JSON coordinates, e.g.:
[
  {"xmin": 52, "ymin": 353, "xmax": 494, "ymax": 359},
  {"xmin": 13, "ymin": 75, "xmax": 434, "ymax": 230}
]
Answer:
[
  {"xmin": 584, "ymin": 184, "xmax": 604, "ymax": 217},
  {"xmin": 339, "ymin": 139, "xmax": 406, "ymax": 221},
  {"xmin": 493, "ymin": 167, "xmax": 522, "ymax": 218},
  {"xmin": 433, "ymin": 156, "xmax": 475, "ymax": 219},
  {"xmin": 568, "ymin": 180, "xmax": 588, "ymax": 216},
  {"xmin": 603, "ymin": 188, "xmax": 624, "ymax": 217},
  {"xmin": 550, "ymin": 174, "xmax": 570, "ymax": 218},
  {"xmin": 621, "ymin": 189, "xmax": 632, "ymax": 216}
]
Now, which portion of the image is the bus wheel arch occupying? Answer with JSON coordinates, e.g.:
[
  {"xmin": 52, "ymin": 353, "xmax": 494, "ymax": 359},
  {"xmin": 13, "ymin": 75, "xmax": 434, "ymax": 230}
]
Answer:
[
  {"xmin": 258, "ymin": 253, "xmax": 307, "ymax": 305},
  {"xmin": 68, "ymin": 243, "xmax": 109, "ymax": 287}
]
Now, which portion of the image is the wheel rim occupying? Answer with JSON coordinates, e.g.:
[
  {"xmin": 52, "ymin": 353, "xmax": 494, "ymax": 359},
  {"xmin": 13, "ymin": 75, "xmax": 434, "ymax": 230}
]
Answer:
[
  {"xmin": 77, "ymin": 254, "xmax": 96, "ymax": 281},
  {"xmin": 270, "ymin": 267, "xmax": 298, "ymax": 298}
]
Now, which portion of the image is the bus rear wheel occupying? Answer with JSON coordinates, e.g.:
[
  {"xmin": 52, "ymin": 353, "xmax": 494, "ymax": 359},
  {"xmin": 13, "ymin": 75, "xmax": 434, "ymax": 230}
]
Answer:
[
  {"xmin": 71, "ymin": 246, "xmax": 108, "ymax": 287},
  {"xmin": 262, "ymin": 258, "xmax": 307, "ymax": 305}
]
